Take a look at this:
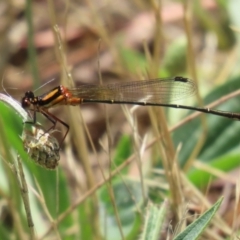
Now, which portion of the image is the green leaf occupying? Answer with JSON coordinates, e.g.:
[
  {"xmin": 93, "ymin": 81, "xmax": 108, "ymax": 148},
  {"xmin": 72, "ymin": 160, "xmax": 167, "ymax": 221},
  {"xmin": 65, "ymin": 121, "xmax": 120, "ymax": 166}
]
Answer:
[
  {"xmin": 174, "ymin": 197, "xmax": 223, "ymax": 240},
  {"xmin": 77, "ymin": 200, "xmax": 98, "ymax": 240},
  {"xmin": 139, "ymin": 201, "xmax": 167, "ymax": 240},
  {"xmin": 112, "ymin": 135, "xmax": 132, "ymax": 173},
  {"xmin": 0, "ymin": 97, "xmax": 30, "ymax": 164},
  {"xmin": 188, "ymin": 154, "xmax": 240, "ymax": 188}
]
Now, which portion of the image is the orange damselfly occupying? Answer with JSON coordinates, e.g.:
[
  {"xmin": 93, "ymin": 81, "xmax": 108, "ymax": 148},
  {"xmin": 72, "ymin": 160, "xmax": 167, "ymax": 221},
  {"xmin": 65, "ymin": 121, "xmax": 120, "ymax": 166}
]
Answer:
[{"xmin": 21, "ymin": 76, "xmax": 240, "ymax": 145}]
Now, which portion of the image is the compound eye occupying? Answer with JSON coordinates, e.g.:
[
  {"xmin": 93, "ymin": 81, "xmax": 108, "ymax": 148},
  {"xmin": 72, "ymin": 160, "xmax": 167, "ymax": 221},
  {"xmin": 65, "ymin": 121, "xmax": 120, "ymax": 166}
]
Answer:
[
  {"xmin": 21, "ymin": 91, "xmax": 35, "ymax": 109},
  {"xmin": 21, "ymin": 98, "xmax": 31, "ymax": 109}
]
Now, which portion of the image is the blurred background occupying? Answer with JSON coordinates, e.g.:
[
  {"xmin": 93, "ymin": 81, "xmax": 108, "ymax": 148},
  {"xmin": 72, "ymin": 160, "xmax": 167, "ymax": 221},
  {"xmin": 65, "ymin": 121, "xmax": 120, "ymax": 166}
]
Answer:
[{"xmin": 0, "ymin": 0, "xmax": 240, "ymax": 239}]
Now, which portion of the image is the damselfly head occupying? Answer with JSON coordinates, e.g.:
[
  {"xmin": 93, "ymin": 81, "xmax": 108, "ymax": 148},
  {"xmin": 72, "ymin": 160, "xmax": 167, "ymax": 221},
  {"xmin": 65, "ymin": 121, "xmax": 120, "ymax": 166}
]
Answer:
[{"xmin": 21, "ymin": 91, "xmax": 35, "ymax": 109}]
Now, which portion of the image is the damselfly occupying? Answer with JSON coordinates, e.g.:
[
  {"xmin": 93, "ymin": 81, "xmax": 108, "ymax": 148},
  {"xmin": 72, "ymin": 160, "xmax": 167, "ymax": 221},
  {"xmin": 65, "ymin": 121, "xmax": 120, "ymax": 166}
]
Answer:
[{"xmin": 21, "ymin": 76, "xmax": 240, "ymax": 144}]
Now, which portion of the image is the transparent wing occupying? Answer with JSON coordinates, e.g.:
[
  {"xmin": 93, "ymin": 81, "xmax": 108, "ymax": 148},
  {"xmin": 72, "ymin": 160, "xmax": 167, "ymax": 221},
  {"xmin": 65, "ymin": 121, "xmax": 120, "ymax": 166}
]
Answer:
[{"xmin": 70, "ymin": 77, "xmax": 196, "ymax": 104}]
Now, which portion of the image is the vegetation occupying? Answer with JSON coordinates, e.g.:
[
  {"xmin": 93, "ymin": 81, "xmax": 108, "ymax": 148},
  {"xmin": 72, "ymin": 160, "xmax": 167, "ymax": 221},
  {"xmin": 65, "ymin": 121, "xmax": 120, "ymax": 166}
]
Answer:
[{"xmin": 0, "ymin": 1, "xmax": 240, "ymax": 239}]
